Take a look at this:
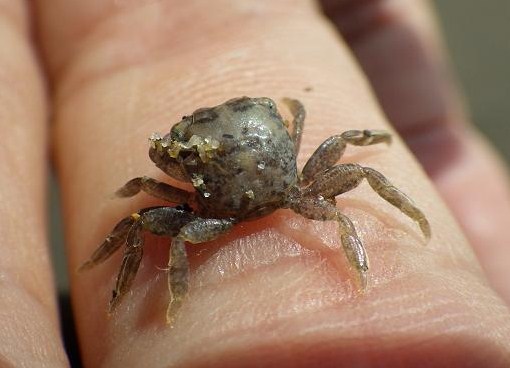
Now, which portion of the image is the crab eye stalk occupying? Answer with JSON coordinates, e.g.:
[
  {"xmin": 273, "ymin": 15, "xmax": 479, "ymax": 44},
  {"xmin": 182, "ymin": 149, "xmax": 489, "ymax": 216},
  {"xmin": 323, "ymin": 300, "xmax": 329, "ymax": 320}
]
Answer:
[
  {"xmin": 256, "ymin": 97, "xmax": 276, "ymax": 110},
  {"xmin": 170, "ymin": 126, "xmax": 184, "ymax": 142},
  {"xmin": 170, "ymin": 117, "xmax": 192, "ymax": 142}
]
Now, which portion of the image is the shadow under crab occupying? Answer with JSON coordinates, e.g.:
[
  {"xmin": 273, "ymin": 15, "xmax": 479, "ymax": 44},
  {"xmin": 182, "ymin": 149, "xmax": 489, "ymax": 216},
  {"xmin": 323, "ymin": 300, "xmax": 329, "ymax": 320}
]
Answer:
[{"xmin": 80, "ymin": 96, "xmax": 430, "ymax": 324}]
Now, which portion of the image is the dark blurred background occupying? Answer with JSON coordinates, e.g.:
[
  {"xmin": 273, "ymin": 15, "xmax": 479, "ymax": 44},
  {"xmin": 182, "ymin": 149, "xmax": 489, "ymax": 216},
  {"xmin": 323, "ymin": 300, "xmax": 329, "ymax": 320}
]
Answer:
[{"xmin": 49, "ymin": 2, "xmax": 510, "ymax": 364}]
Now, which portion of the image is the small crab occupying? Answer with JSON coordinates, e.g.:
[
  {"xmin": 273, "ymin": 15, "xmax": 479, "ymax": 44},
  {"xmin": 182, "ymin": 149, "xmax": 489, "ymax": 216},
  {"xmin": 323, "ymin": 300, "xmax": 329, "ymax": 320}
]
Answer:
[{"xmin": 80, "ymin": 96, "xmax": 430, "ymax": 323}]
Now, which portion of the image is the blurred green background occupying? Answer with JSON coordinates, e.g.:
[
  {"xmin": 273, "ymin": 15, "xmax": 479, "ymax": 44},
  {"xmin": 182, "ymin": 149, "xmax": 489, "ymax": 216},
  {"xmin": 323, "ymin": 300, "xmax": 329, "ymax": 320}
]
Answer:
[
  {"xmin": 50, "ymin": 1, "xmax": 510, "ymax": 292},
  {"xmin": 434, "ymin": 1, "xmax": 510, "ymax": 161}
]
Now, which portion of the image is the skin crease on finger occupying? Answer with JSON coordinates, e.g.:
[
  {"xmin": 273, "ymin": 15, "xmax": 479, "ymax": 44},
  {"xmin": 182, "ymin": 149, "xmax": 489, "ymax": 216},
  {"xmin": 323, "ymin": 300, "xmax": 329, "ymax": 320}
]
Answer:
[
  {"xmin": 0, "ymin": 1, "xmax": 69, "ymax": 367},
  {"xmin": 35, "ymin": 0, "xmax": 510, "ymax": 367}
]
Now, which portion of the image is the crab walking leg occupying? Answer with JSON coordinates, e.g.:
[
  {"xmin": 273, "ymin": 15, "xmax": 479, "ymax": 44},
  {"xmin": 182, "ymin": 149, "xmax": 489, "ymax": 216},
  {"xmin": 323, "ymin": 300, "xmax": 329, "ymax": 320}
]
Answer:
[
  {"xmin": 86, "ymin": 204, "xmax": 234, "ymax": 320},
  {"xmin": 110, "ymin": 207, "xmax": 198, "ymax": 313},
  {"xmin": 109, "ymin": 220, "xmax": 144, "ymax": 312},
  {"xmin": 167, "ymin": 238, "xmax": 189, "ymax": 324},
  {"xmin": 81, "ymin": 205, "xmax": 195, "ymax": 273},
  {"xmin": 83, "ymin": 206, "xmax": 195, "ymax": 312},
  {"xmin": 79, "ymin": 216, "xmax": 136, "ymax": 271},
  {"xmin": 178, "ymin": 218, "xmax": 235, "ymax": 244},
  {"xmin": 301, "ymin": 130, "xmax": 392, "ymax": 185},
  {"xmin": 115, "ymin": 176, "xmax": 192, "ymax": 203},
  {"xmin": 282, "ymin": 98, "xmax": 306, "ymax": 154},
  {"xmin": 363, "ymin": 167, "xmax": 431, "ymax": 239},
  {"xmin": 306, "ymin": 164, "xmax": 431, "ymax": 239},
  {"xmin": 166, "ymin": 218, "xmax": 235, "ymax": 323},
  {"xmin": 290, "ymin": 196, "xmax": 369, "ymax": 288}
]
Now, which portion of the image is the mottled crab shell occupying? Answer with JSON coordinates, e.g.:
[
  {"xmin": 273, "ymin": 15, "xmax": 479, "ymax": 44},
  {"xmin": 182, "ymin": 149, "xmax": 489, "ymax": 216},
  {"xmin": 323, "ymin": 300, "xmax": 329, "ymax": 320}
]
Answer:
[{"xmin": 150, "ymin": 97, "xmax": 298, "ymax": 219}]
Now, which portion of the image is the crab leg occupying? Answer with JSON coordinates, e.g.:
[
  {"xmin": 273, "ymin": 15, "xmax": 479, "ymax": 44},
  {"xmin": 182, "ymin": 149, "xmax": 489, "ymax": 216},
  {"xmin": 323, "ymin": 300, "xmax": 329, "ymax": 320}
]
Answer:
[
  {"xmin": 301, "ymin": 130, "xmax": 391, "ymax": 185},
  {"xmin": 167, "ymin": 238, "xmax": 189, "ymax": 324},
  {"xmin": 166, "ymin": 218, "xmax": 234, "ymax": 324},
  {"xmin": 282, "ymin": 98, "xmax": 306, "ymax": 154},
  {"xmin": 79, "ymin": 215, "xmax": 136, "ymax": 271},
  {"xmin": 115, "ymin": 176, "xmax": 192, "ymax": 203},
  {"xmin": 289, "ymin": 195, "xmax": 369, "ymax": 288},
  {"xmin": 166, "ymin": 217, "xmax": 235, "ymax": 323},
  {"xmin": 178, "ymin": 218, "xmax": 234, "ymax": 244},
  {"xmin": 109, "ymin": 219, "xmax": 144, "ymax": 312},
  {"xmin": 306, "ymin": 163, "xmax": 430, "ymax": 239},
  {"xmin": 108, "ymin": 206, "xmax": 199, "ymax": 314},
  {"xmin": 82, "ymin": 206, "xmax": 195, "ymax": 312},
  {"xmin": 83, "ymin": 203, "xmax": 235, "ymax": 322}
]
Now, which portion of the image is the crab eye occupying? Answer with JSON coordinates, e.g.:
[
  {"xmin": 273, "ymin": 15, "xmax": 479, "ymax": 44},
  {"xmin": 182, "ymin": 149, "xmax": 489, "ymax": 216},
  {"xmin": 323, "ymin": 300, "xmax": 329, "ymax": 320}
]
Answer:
[
  {"xmin": 170, "ymin": 118, "xmax": 191, "ymax": 141},
  {"xmin": 256, "ymin": 97, "xmax": 276, "ymax": 111},
  {"xmin": 192, "ymin": 108, "xmax": 218, "ymax": 125},
  {"xmin": 170, "ymin": 127, "xmax": 184, "ymax": 141}
]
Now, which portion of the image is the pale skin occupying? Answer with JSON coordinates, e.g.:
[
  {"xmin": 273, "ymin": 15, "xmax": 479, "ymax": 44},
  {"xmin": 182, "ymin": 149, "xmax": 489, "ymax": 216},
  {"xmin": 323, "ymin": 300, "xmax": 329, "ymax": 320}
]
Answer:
[{"xmin": 1, "ymin": 0, "xmax": 510, "ymax": 367}]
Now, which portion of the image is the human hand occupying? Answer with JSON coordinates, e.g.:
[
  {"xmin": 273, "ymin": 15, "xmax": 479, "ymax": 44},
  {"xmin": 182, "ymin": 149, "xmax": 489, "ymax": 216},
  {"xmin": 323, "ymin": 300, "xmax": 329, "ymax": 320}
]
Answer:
[{"xmin": 3, "ymin": 1, "xmax": 510, "ymax": 366}]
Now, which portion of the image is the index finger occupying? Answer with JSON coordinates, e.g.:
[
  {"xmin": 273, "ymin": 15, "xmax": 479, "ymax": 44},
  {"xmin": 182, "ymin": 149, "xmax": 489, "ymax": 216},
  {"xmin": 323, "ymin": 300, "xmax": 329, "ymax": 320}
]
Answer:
[{"xmin": 36, "ymin": 0, "xmax": 510, "ymax": 367}]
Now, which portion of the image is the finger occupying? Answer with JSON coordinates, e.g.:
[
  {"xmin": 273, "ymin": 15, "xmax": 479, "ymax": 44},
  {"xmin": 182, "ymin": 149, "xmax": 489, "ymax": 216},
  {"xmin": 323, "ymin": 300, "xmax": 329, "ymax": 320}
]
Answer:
[
  {"xmin": 0, "ymin": 1, "xmax": 68, "ymax": 366},
  {"xmin": 321, "ymin": 0, "xmax": 510, "ymax": 303},
  {"xmin": 37, "ymin": 1, "xmax": 510, "ymax": 367}
]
